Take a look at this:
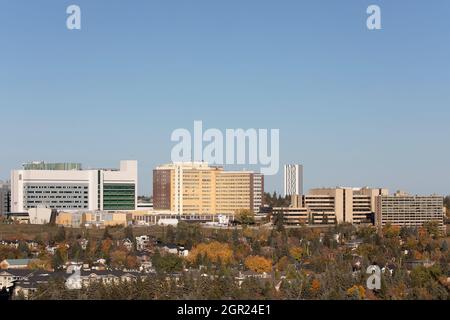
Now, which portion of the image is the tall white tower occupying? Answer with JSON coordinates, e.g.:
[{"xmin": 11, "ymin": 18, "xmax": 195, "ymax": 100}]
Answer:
[{"xmin": 284, "ymin": 164, "xmax": 303, "ymax": 197}]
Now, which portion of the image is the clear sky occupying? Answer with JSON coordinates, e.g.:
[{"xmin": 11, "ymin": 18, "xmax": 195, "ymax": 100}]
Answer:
[{"xmin": 1, "ymin": 0, "xmax": 449, "ymax": 196}]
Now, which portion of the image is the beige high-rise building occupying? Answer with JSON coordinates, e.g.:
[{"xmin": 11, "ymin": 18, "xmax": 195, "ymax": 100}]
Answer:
[
  {"xmin": 153, "ymin": 162, "xmax": 263, "ymax": 215},
  {"xmin": 273, "ymin": 187, "xmax": 388, "ymax": 225},
  {"xmin": 306, "ymin": 187, "xmax": 388, "ymax": 224}
]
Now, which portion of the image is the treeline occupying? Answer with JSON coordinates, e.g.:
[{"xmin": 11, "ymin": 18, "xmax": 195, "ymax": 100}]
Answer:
[
  {"xmin": 263, "ymin": 192, "xmax": 290, "ymax": 207},
  {"xmin": 4, "ymin": 216, "xmax": 450, "ymax": 300}
]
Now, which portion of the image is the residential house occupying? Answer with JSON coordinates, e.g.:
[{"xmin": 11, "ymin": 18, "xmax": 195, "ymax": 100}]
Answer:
[
  {"xmin": 65, "ymin": 270, "xmax": 144, "ymax": 289},
  {"xmin": 0, "ymin": 269, "xmax": 34, "ymax": 290},
  {"xmin": 136, "ymin": 235, "xmax": 150, "ymax": 251},
  {"xmin": 14, "ymin": 272, "xmax": 69, "ymax": 299},
  {"xmin": 121, "ymin": 238, "xmax": 133, "ymax": 251}
]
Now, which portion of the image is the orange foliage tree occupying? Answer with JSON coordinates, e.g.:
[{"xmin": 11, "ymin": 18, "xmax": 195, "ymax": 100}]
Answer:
[
  {"xmin": 382, "ymin": 224, "xmax": 400, "ymax": 238},
  {"xmin": 289, "ymin": 246, "xmax": 304, "ymax": 261},
  {"xmin": 110, "ymin": 249, "xmax": 127, "ymax": 268},
  {"xmin": 101, "ymin": 239, "xmax": 113, "ymax": 258},
  {"xmin": 311, "ymin": 278, "xmax": 321, "ymax": 294},
  {"xmin": 188, "ymin": 241, "xmax": 233, "ymax": 265},
  {"xmin": 244, "ymin": 255, "xmax": 272, "ymax": 273},
  {"xmin": 346, "ymin": 285, "xmax": 366, "ymax": 300}
]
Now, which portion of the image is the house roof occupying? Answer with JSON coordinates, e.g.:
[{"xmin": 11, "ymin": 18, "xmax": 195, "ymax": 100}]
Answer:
[
  {"xmin": 0, "ymin": 269, "xmax": 35, "ymax": 277},
  {"xmin": 14, "ymin": 281, "xmax": 38, "ymax": 289},
  {"xmin": 2, "ymin": 259, "xmax": 33, "ymax": 266},
  {"xmin": 79, "ymin": 270, "xmax": 142, "ymax": 277},
  {"xmin": 157, "ymin": 243, "xmax": 178, "ymax": 250}
]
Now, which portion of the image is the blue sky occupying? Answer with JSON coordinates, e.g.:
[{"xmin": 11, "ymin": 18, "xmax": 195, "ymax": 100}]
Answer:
[{"xmin": 1, "ymin": 0, "xmax": 449, "ymax": 196}]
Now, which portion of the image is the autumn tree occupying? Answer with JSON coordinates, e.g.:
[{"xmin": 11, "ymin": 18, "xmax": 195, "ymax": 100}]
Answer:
[
  {"xmin": 382, "ymin": 224, "xmax": 400, "ymax": 238},
  {"xmin": 102, "ymin": 227, "xmax": 112, "ymax": 240},
  {"xmin": 52, "ymin": 245, "xmax": 68, "ymax": 269},
  {"xmin": 275, "ymin": 256, "xmax": 289, "ymax": 272},
  {"xmin": 346, "ymin": 285, "xmax": 366, "ymax": 300},
  {"xmin": 234, "ymin": 209, "xmax": 255, "ymax": 225},
  {"xmin": 244, "ymin": 255, "xmax": 272, "ymax": 273},
  {"xmin": 28, "ymin": 257, "xmax": 52, "ymax": 271},
  {"xmin": 188, "ymin": 241, "xmax": 233, "ymax": 265},
  {"xmin": 289, "ymin": 246, "xmax": 304, "ymax": 262},
  {"xmin": 310, "ymin": 278, "xmax": 321, "ymax": 297},
  {"xmin": 100, "ymin": 239, "xmax": 113, "ymax": 259},
  {"xmin": 423, "ymin": 221, "xmax": 440, "ymax": 239},
  {"xmin": 110, "ymin": 249, "xmax": 128, "ymax": 269}
]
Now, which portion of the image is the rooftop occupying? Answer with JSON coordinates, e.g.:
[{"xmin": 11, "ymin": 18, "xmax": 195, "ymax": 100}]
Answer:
[{"xmin": 2, "ymin": 259, "xmax": 34, "ymax": 266}]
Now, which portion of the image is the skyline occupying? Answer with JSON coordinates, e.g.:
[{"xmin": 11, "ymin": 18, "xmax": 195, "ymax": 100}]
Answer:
[
  {"xmin": 1, "ymin": 0, "xmax": 450, "ymax": 196},
  {"xmin": 2, "ymin": 159, "xmax": 447, "ymax": 198}
]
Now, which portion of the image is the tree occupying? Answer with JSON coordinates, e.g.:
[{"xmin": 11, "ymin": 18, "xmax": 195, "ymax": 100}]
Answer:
[
  {"xmin": 28, "ymin": 258, "xmax": 52, "ymax": 271},
  {"xmin": 68, "ymin": 241, "xmax": 83, "ymax": 261},
  {"xmin": 124, "ymin": 225, "xmax": 134, "ymax": 241},
  {"xmin": 126, "ymin": 255, "xmax": 138, "ymax": 269},
  {"xmin": 244, "ymin": 255, "xmax": 272, "ymax": 273},
  {"xmin": 54, "ymin": 227, "xmax": 66, "ymax": 242},
  {"xmin": 110, "ymin": 249, "xmax": 128, "ymax": 269},
  {"xmin": 346, "ymin": 285, "xmax": 366, "ymax": 300},
  {"xmin": 235, "ymin": 209, "xmax": 255, "ymax": 225},
  {"xmin": 188, "ymin": 241, "xmax": 233, "ymax": 265},
  {"xmin": 310, "ymin": 278, "xmax": 321, "ymax": 296},
  {"xmin": 52, "ymin": 246, "xmax": 67, "ymax": 269},
  {"xmin": 423, "ymin": 221, "xmax": 439, "ymax": 238},
  {"xmin": 18, "ymin": 241, "xmax": 30, "ymax": 258},
  {"xmin": 102, "ymin": 227, "xmax": 112, "ymax": 240},
  {"xmin": 232, "ymin": 228, "xmax": 240, "ymax": 247},
  {"xmin": 100, "ymin": 239, "xmax": 113, "ymax": 258},
  {"xmin": 273, "ymin": 211, "xmax": 285, "ymax": 233},
  {"xmin": 152, "ymin": 252, "xmax": 183, "ymax": 273},
  {"xmin": 275, "ymin": 256, "xmax": 289, "ymax": 272},
  {"xmin": 263, "ymin": 192, "xmax": 290, "ymax": 207},
  {"xmin": 444, "ymin": 196, "xmax": 450, "ymax": 211},
  {"xmin": 440, "ymin": 240, "xmax": 448, "ymax": 252},
  {"xmin": 382, "ymin": 224, "xmax": 400, "ymax": 238},
  {"xmin": 289, "ymin": 246, "xmax": 304, "ymax": 262}
]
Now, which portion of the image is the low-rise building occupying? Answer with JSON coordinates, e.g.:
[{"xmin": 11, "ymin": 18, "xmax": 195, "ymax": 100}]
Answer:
[
  {"xmin": 56, "ymin": 211, "xmax": 83, "ymax": 228},
  {"xmin": 6, "ymin": 212, "xmax": 30, "ymax": 224},
  {"xmin": 65, "ymin": 270, "xmax": 144, "ymax": 290},
  {"xmin": 82, "ymin": 211, "xmax": 132, "ymax": 228},
  {"xmin": 0, "ymin": 259, "xmax": 35, "ymax": 269},
  {"xmin": 0, "ymin": 269, "xmax": 34, "ymax": 290},
  {"xmin": 28, "ymin": 207, "xmax": 53, "ymax": 225}
]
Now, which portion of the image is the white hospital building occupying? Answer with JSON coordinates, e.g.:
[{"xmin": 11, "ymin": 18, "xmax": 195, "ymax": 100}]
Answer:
[{"xmin": 11, "ymin": 160, "xmax": 138, "ymax": 212}]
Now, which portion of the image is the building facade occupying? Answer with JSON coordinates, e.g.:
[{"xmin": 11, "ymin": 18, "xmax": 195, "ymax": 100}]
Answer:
[
  {"xmin": 306, "ymin": 187, "xmax": 388, "ymax": 224},
  {"xmin": 11, "ymin": 160, "xmax": 138, "ymax": 212},
  {"xmin": 0, "ymin": 181, "xmax": 11, "ymax": 215},
  {"xmin": 153, "ymin": 162, "xmax": 264, "ymax": 215},
  {"xmin": 273, "ymin": 187, "xmax": 388, "ymax": 226},
  {"xmin": 283, "ymin": 164, "xmax": 303, "ymax": 197},
  {"xmin": 375, "ymin": 194, "xmax": 445, "ymax": 231}
]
